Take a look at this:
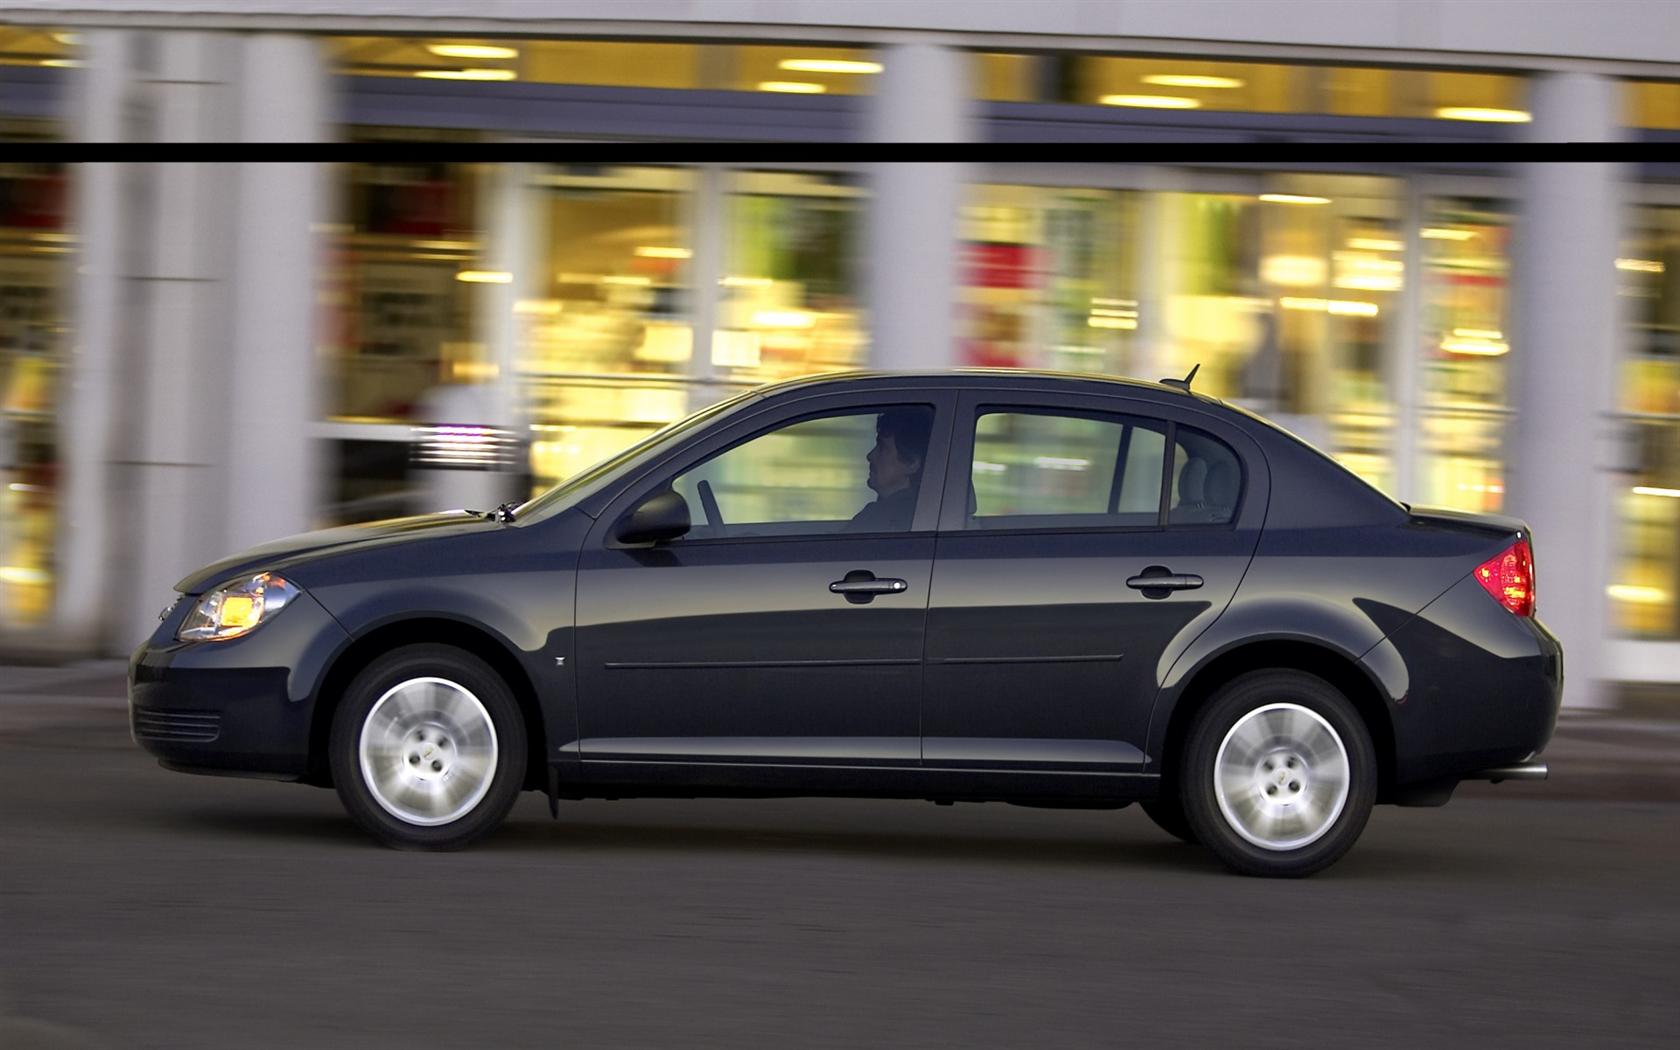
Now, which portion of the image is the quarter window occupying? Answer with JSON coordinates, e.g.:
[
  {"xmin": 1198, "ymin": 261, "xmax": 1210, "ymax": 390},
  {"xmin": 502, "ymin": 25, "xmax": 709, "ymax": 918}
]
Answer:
[
  {"xmin": 967, "ymin": 410, "xmax": 1167, "ymax": 529},
  {"xmin": 1168, "ymin": 426, "xmax": 1243, "ymax": 525}
]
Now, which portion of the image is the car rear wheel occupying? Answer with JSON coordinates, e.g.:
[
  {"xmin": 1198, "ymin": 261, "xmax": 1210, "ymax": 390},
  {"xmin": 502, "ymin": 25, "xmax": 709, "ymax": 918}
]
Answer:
[
  {"xmin": 329, "ymin": 644, "xmax": 527, "ymax": 850},
  {"xmin": 1180, "ymin": 670, "xmax": 1376, "ymax": 877}
]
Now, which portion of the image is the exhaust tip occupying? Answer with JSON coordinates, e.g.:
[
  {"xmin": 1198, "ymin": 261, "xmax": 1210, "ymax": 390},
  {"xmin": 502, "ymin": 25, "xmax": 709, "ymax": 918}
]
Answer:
[{"xmin": 1469, "ymin": 761, "xmax": 1548, "ymax": 783}]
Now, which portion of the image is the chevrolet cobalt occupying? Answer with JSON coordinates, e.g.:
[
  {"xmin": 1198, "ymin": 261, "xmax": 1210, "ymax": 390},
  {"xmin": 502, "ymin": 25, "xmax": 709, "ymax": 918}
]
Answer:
[{"xmin": 130, "ymin": 370, "xmax": 1559, "ymax": 876}]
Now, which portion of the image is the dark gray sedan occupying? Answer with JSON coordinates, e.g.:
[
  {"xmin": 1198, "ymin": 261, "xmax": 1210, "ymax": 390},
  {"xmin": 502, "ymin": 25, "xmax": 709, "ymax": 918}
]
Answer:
[{"xmin": 130, "ymin": 370, "xmax": 1559, "ymax": 876}]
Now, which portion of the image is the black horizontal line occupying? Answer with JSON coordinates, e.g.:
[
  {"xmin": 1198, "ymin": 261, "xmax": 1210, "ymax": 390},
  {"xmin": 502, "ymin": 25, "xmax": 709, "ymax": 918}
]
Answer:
[
  {"xmin": 931, "ymin": 654, "xmax": 1124, "ymax": 666},
  {"xmin": 604, "ymin": 658, "xmax": 919, "ymax": 670}
]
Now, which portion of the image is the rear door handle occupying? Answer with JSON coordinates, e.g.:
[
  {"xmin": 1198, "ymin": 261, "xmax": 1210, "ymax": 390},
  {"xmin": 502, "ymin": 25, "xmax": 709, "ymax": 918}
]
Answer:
[{"xmin": 1126, "ymin": 570, "xmax": 1204, "ymax": 592}]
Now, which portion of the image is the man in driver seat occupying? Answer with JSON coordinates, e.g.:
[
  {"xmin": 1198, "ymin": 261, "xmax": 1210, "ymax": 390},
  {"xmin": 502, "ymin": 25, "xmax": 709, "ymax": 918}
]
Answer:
[{"xmin": 846, "ymin": 407, "xmax": 932, "ymax": 533}]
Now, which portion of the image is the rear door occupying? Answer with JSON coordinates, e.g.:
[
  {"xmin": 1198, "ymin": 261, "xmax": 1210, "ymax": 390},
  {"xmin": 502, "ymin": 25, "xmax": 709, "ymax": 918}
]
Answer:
[{"xmin": 921, "ymin": 390, "xmax": 1265, "ymax": 773}]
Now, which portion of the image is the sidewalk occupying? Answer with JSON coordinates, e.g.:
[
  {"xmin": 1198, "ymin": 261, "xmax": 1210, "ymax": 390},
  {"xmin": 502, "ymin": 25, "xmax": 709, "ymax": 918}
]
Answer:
[{"xmin": 2, "ymin": 662, "xmax": 1675, "ymax": 801}]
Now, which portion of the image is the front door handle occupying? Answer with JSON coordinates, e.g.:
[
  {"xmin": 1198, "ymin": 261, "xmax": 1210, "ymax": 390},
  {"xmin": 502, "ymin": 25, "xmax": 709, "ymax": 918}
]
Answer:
[
  {"xmin": 1126, "ymin": 567, "xmax": 1205, "ymax": 596},
  {"xmin": 829, "ymin": 570, "xmax": 909, "ymax": 604}
]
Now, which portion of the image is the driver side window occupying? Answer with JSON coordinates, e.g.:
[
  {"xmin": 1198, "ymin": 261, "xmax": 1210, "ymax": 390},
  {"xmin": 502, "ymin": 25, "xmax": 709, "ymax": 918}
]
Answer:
[{"xmin": 669, "ymin": 404, "xmax": 936, "ymax": 540}]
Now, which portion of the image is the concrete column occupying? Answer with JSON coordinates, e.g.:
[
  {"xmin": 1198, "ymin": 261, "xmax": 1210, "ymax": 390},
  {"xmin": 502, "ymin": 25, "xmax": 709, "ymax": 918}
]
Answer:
[
  {"xmin": 115, "ymin": 33, "xmax": 239, "ymax": 648},
  {"xmin": 224, "ymin": 35, "xmax": 328, "ymax": 554},
  {"xmin": 865, "ymin": 42, "xmax": 975, "ymax": 370},
  {"xmin": 55, "ymin": 32, "xmax": 130, "ymax": 651},
  {"xmin": 1511, "ymin": 73, "xmax": 1624, "ymax": 710}
]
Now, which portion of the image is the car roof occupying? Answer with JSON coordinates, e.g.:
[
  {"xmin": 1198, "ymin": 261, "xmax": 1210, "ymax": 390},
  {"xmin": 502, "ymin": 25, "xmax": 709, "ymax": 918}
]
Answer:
[{"xmin": 753, "ymin": 368, "xmax": 1226, "ymax": 408}]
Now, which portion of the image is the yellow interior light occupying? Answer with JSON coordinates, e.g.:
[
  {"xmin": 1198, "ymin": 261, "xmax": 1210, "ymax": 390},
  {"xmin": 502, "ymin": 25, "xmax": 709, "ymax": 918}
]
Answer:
[
  {"xmin": 1327, "ymin": 300, "xmax": 1379, "ymax": 317},
  {"xmin": 1259, "ymin": 194, "xmax": 1332, "ymax": 205},
  {"xmin": 1632, "ymin": 485, "xmax": 1680, "ymax": 498},
  {"xmin": 1435, "ymin": 107, "xmax": 1531, "ymax": 123},
  {"xmin": 1141, "ymin": 74, "xmax": 1245, "ymax": 89},
  {"xmin": 1088, "ymin": 316, "xmax": 1139, "ymax": 330},
  {"xmin": 1420, "ymin": 228, "xmax": 1475, "ymax": 240},
  {"xmin": 1615, "ymin": 258, "xmax": 1665, "ymax": 273},
  {"xmin": 219, "ymin": 595, "xmax": 260, "ymax": 629},
  {"xmin": 456, "ymin": 270, "xmax": 512, "ymax": 283},
  {"xmin": 634, "ymin": 246, "xmax": 692, "ymax": 259},
  {"xmin": 1099, "ymin": 94, "xmax": 1201, "ymax": 109},
  {"xmin": 415, "ymin": 68, "xmax": 517, "ymax": 81},
  {"xmin": 758, "ymin": 81, "xmax": 827, "ymax": 94},
  {"xmin": 1347, "ymin": 238, "xmax": 1404, "ymax": 252},
  {"xmin": 778, "ymin": 59, "xmax": 883, "ymax": 75},
  {"xmin": 427, "ymin": 44, "xmax": 519, "ymax": 60},
  {"xmin": 1608, "ymin": 584, "xmax": 1669, "ymax": 604},
  {"xmin": 1441, "ymin": 336, "xmax": 1509, "ymax": 356}
]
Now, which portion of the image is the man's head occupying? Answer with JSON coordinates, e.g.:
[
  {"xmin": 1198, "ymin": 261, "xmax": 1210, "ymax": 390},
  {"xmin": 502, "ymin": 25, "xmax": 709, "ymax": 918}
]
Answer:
[{"xmin": 867, "ymin": 408, "xmax": 932, "ymax": 497}]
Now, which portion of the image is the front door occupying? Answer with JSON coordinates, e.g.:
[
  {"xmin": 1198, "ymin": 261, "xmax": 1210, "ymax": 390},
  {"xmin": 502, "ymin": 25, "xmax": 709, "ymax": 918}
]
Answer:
[
  {"xmin": 574, "ymin": 391, "xmax": 954, "ymax": 777},
  {"xmin": 922, "ymin": 393, "xmax": 1264, "ymax": 772}
]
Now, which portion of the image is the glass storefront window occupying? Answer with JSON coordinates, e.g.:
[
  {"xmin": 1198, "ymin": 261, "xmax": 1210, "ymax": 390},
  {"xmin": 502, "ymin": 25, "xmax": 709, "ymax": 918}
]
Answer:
[
  {"xmin": 1153, "ymin": 176, "xmax": 1403, "ymax": 494},
  {"xmin": 961, "ymin": 175, "xmax": 1401, "ymax": 495},
  {"xmin": 324, "ymin": 162, "xmax": 488, "ymax": 423},
  {"xmin": 331, "ymin": 38, "xmax": 879, "ymax": 96},
  {"xmin": 971, "ymin": 53, "xmax": 1529, "ymax": 124},
  {"xmin": 317, "ymin": 162, "xmax": 489, "ymax": 524},
  {"xmin": 1416, "ymin": 197, "xmax": 1513, "ymax": 514},
  {"xmin": 1612, "ymin": 206, "xmax": 1680, "ymax": 638},
  {"xmin": 716, "ymin": 170, "xmax": 867, "ymax": 385},
  {"xmin": 960, "ymin": 185, "xmax": 1141, "ymax": 377},
  {"xmin": 519, "ymin": 165, "xmax": 695, "ymax": 495},
  {"xmin": 0, "ymin": 162, "xmax": 71, "ymax": 629}
]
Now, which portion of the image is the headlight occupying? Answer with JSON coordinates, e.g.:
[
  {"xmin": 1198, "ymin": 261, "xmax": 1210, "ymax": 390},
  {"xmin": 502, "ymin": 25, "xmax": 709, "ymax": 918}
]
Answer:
[{"xmin": 177, "ymin": 572, "xmax": 300, "ymax": 642}]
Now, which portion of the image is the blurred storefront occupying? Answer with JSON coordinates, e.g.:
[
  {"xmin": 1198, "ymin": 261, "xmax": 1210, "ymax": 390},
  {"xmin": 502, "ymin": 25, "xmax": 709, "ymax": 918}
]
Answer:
[
  {"xmin": 0, "ymin": 0, "xmax": 1677, "ymax": 704},
  {"xmin": 0, "ymin": 162, "xmax": 70, "ymax": 633}
]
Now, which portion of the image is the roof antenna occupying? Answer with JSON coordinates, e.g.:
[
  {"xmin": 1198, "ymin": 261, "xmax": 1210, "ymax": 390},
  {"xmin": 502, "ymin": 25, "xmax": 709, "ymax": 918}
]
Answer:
[{"xmin": 1160, "ymin": 363, "xmax": 1200, "ymax": 392}]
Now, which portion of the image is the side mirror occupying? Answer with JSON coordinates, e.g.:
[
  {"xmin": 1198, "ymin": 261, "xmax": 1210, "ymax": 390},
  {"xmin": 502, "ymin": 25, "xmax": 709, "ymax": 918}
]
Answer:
[{"xmin": 616, "ymin": 488, "xmax": 691, "ymax": 545}]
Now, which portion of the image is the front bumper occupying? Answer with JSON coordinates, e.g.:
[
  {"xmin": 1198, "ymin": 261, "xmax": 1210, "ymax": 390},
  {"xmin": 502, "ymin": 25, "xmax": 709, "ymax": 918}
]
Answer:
[{"xmin": 128, "ymin": 588, "xmax": 350, "ymax": 779}]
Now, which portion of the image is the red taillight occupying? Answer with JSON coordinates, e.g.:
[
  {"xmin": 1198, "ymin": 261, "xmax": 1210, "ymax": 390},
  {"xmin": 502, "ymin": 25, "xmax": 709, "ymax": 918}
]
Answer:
[{"xmin": 1474, "ymin": 537, "xmax": 1536, "ymax": 617}]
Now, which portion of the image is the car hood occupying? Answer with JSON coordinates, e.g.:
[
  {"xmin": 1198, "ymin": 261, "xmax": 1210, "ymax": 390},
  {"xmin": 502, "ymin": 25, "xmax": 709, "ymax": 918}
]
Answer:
[{"xmin": 173, "ymin": 511, "xmax": 497, "ymax": 594}]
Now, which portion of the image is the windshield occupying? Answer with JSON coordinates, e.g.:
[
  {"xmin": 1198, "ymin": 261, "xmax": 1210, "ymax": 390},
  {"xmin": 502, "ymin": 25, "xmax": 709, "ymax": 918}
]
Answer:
[{"xmin": 516, "ymin": 387, "xmax": 763, "ymax": 520}]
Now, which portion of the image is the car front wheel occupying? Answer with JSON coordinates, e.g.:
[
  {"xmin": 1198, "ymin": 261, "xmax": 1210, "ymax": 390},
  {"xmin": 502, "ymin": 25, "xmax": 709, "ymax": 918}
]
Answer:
[
  {"xmin": 329, "ymin": 644, "xmax": 527, "ymax": 850},
  {"xmin": 1180, "ymin": 670, "xmax": 1376, "ymax": 877}
]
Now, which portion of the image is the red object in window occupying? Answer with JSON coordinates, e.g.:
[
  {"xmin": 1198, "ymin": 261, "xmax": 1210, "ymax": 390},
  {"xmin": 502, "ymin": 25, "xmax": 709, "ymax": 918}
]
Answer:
[
  {"xmin": 1473, "ymin": 538, "xmax": 1535, "ymax": 617},
  {"xmin": 966, "ymin": 242, "xmax": 1037, "ymax": 289}
]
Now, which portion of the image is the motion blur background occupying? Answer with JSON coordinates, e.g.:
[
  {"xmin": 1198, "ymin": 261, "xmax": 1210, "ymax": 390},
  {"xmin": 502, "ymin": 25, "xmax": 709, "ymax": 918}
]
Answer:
[{"xmin": 0, "ymin": 1, "xmax": 1677, "ymax": 714}]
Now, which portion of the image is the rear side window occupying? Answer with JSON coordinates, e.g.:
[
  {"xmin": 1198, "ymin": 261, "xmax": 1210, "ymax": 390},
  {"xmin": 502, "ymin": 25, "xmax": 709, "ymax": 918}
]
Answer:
[
  {"xmin": 1169, "ymin": 426, "xmax": 1243, "ymax": 525},
  {"xmin": 966, "ymin": 410, "xmax": 1168, "ymax": 530}
]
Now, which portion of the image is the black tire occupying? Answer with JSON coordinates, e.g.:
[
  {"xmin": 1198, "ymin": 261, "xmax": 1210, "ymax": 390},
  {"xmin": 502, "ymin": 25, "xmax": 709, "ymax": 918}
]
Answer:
[
  {"xmin": 1141, "ymin": 794, "xmax": 1198, "ymax": 845},
  {"xmin": 329, "ymin": 644, "xmax": 527, "ymax": 851},
  {"xmin": 1180, "ymin": 670, "xmax": 1377, "ymax": 878}
]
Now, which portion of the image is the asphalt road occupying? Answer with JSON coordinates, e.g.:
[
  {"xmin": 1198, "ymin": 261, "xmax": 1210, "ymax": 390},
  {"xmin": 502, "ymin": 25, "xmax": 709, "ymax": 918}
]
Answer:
[{"xmin": 3, "ymin": 706, "xmax": 1677, "ymax": 1050}]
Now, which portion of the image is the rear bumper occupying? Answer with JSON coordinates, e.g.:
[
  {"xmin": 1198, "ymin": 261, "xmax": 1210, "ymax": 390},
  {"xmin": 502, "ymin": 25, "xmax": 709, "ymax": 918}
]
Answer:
[
  {"xmin": 128, "ymin": 590, "xmax": 350, "ymax": 779},
  {"xmin": 1379, "ymin": 573, "xmax": 1563, "ymax": 787}
]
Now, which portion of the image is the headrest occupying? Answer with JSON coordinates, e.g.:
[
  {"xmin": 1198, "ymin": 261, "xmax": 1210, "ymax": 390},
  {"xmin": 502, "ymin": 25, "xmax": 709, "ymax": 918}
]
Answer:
[
  {"xmin": 1204, "ymin": 460, "xmax": 1239, "ymax": 511},
  {"xmin": 1178, "ymin": 458, "xmax": 1208, "ymax": 504}
]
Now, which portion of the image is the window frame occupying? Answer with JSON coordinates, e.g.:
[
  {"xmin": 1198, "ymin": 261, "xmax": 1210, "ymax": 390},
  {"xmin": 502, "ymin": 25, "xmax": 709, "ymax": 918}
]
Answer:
[
  {"xmin": 596, "ymin": 387, "xmax": 958, "ymax": 550},
  {"xmin": 957, "ymin": 404, "xmax": 1172, "ymax": 534},
  {"xmin": 938, "ymin": 389, "xmax": 1252, "ymax": 537}
]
